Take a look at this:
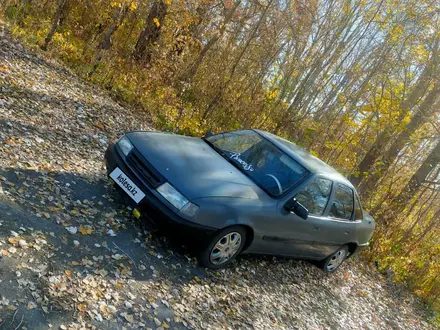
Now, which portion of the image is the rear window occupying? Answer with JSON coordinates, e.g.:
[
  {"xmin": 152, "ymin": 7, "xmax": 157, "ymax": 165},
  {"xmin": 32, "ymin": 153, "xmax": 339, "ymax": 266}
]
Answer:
[
  {"xmin": 354, "ymin": 195, "xmax": 363, "ymax": 220},
  {"xmin": 328, "ymin": 183, "xmax": 354, "ymax": 220}
]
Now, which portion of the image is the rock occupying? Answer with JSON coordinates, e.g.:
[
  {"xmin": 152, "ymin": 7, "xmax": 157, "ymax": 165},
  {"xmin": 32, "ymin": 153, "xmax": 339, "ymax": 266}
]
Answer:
[
  {"xmin": 18, "ymin": 239, "xmax": 28, "ymax": 248},
  {"xmin": 73, "ymin": 240, "xmax": 80, "ymax": 248},
  {"xmin": 65, "ymin": 226, "xmax": 77, "ymax": 234}
]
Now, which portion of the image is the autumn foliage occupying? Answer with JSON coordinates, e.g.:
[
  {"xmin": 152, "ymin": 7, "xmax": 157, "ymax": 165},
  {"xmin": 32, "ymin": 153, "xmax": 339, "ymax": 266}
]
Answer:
[{"xmin": 1, "ymin": 0, "xmax": 439, "ymax": 322}]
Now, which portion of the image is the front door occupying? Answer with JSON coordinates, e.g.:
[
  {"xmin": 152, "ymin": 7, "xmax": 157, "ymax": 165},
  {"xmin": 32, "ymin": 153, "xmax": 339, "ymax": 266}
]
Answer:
[{"xmin": 260, "ymin": 177, "xmax": 334, "ymax": 258}]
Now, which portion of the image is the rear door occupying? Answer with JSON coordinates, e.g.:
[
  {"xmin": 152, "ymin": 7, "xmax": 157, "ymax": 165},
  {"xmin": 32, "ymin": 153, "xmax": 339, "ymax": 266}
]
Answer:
[{"xmin": 309, "ymin": 182, "xmax": 359, "ymax": 258}]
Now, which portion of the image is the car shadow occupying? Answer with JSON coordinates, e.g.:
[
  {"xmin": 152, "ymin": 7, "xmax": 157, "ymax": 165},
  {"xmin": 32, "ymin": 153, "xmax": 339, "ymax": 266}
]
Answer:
[{"xmin": 0, "ymin": 166, "xmax": 201, "ymax": 329}]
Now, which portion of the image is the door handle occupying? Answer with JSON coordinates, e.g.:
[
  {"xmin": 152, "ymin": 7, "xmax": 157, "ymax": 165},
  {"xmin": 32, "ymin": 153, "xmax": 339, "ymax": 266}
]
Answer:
[
  {"xmin": 314, "ymin": 225, "xmax": 320, "ymax": 230},
  {"xmin": 344, "ymin": 231, "xmax": 350, "ymax": 235}
]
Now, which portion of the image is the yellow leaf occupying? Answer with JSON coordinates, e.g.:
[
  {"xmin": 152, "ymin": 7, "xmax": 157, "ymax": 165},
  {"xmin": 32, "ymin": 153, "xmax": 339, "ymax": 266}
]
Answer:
[
  {"xmin": 1, "ymin": 249, "xmax": 8, "ymax": 256},
  {"xmin": 153, "ymin": 17, "xmax": 160, "ymax": 27},
  {"xmin": 163, "ymin": 322, "xmax": 170, "ymax": 329},
  {"xmin": 71, "ymin": 261, "xmax": 80, "ymax": 266},
  {"xmin": 8, "ymin": 237, "xmax": 23, "ymax": 246},
  {"xmin": 129, "ymin": 1, "xmax": 137, "ymax": 11},
  {"xmin": 65, "ymin": 269, "xmax": 72, "ymax": 277},
  {"xmin": 79, "ymin": 226, "xmax": 93, "ymax": 235},
  {"xmin": 78, "ymin": 303, "xmax": 87, "ymax": 311},
  {"xmin": 133, "ymin": 208, "xmax": 141, "ymax": 219}
]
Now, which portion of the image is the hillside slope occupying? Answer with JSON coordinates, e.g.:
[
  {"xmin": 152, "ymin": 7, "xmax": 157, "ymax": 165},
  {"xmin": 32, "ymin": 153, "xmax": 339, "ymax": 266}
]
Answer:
[{"xmin": 0, "ymin": 29, "xmax": 434, "ymax": 330}]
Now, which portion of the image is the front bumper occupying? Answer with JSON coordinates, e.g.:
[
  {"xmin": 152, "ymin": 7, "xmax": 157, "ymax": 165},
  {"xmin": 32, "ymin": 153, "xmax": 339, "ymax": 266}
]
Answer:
[{"xmin": 104, "ymin": 143, "xmax": 217, "ymax": 239}]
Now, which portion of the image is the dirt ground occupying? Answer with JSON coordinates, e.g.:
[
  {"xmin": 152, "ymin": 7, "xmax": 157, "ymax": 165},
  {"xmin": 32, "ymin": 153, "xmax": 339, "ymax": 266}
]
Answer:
[{"xmin": 0, "ymin": 28, "xmax": 435, "ymax": 329}]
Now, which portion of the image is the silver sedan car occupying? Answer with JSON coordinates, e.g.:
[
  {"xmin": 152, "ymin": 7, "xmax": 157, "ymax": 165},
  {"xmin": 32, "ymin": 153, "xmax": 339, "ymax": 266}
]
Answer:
[{"xmin": 105, "ymin": 129, "xmax": 375, "ymax": 272}]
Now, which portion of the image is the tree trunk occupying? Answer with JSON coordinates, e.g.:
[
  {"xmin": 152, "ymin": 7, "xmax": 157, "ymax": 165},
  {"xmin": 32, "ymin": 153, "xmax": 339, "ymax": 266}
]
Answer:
[
  {"xmin": 359, "ymin": 84, "xmax": 440, "ymax": 197},
  {"xmin": 201, "ymin": 0, "xmax": 273, "ymax": 122},
  {"xmin": 180, "ymin": 0, "xmax": 241, "ymax": 83},
  {"xmin": 40, "ymin": 0, "xmax": 68, "ymax": 51},
  {"xmin": 392, "ymin": 140, "xmax": 440, "ymax": 212},
  {"xmin": 350, "ymin": 45, "xmax": 439, "ymax": 189},
  {"xmin": 133, "ymin": 0, "xmax": 167, "ymax": 63},
  {"xmin": 98, "ymin": 4, "xmax": 129, "ymax": 50}
]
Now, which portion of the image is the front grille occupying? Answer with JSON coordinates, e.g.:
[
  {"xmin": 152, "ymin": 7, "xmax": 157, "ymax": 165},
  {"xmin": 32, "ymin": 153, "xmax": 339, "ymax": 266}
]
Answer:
[{"xmin": 126, "ymin": 149, "xmax": 164, "ymax": 188}]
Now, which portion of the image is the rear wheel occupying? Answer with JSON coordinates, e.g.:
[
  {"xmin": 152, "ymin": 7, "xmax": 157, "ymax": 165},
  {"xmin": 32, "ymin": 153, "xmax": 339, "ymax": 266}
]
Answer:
[
  {"xmin": 199, "ymin": 226, "xmax": 247, "ymax": 269},
  {"xmin": 320, "ymin": 245, "xmax": 349, "ymax": 273}
]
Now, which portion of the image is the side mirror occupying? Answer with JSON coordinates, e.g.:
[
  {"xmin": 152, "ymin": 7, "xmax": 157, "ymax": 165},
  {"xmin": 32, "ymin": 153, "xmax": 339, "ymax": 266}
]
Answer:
[
  {"xmin": 204, "ymin": 130, "xmax": 214, "ymax": 138},
  {"xmin": 284, "ymin": 198, "xmax": 308, "ymax": 220}
]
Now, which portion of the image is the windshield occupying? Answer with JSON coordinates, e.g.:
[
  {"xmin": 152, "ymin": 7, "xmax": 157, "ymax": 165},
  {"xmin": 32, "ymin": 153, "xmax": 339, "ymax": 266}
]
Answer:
[{"xmin": 206, "ymin": 130, "xmax": 310, "ymax": 196}]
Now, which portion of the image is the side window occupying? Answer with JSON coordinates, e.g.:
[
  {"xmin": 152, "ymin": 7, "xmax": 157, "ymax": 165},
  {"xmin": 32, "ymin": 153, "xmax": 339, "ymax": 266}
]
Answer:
[
  {"xmin": 354, "ymin": 194, "xmax": 363, "ymax": 220},
  {"xmin": 295, "ymin": 178, "xmax": 332, "ymax": 216},
  {"xmin": 329, "ymin": 183, "xmax": 354, "ymax": 220}
]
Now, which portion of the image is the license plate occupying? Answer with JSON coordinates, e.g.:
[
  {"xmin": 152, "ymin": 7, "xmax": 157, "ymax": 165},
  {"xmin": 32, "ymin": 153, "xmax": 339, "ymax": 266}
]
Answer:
[{"xmin": 109, "ymin": 167, "xmax": 146, "ymax": 203}]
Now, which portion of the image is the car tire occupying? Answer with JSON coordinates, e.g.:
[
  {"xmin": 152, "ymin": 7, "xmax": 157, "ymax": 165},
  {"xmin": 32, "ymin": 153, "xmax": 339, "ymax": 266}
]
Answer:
[
  {"xmin": 319, "ymin": 245, "xmax": 349, "ymax": 273},
  {"xmin": 199, "ymin": 226, "xmax": 247, "ymax": 269}
]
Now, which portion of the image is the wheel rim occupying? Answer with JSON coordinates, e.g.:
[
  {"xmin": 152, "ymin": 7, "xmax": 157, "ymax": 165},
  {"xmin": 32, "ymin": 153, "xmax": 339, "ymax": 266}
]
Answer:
[
  {"xmin": 326, "ymin": 249, "xmax": 347, "ymax": 272},
  {"xmin": 209, "ymin": 232, "xmax": 242, "ymax": 265}
]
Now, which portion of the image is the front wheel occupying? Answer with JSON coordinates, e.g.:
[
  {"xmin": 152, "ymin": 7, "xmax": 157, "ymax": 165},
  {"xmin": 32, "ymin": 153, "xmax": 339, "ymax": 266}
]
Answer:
[
  {"xmin": 320, "ymin": 245, "xmax": 349, "ymax": 273},
  {"xmin": 199, "ymin": 226, "xmax": 247, "ymax": 269}
]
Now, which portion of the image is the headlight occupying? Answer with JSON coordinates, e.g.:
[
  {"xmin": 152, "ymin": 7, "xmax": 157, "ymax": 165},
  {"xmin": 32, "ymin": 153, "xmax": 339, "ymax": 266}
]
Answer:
[
  {"xmin": 117, "ymin": 136, "xmax": 133, "ymax": 156},
  {"xmin": 156, "ymin": 182, "xmax": 199, "ymax": 217},
  {"xmin": 180, "ymin": 202, "xmax": 199, "ymax": 217}
]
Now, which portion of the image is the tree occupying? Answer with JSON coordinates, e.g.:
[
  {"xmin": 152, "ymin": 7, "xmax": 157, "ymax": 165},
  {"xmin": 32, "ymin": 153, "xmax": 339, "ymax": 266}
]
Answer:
[
  {"xmin": 98, "ymin": 1, "xmax": 131, "ymax": 50},
  {"xmin": 132, "ymin": 0, "xmax": 167, "ymax": 63},
  {"xmin": 360, "ymin": 84, "xmax": 440, "ymax": 196},
  {"xmin": 201, "ymin": 0, "xmax": 274, "ymax": 122},
  {"xmin": 40, "ymin": 0, "xmax": 69, "ymax": 51},
  {"xmin": 391, "ymin": 139, "xmax": 440, "ymax": 212},
  {"xmin": 179, "ymin": 0, "xmax": 242, "ymax": 83},
  {"xmin": 350, "ymin": 37, "xmax": 440, "ymax": 190}
]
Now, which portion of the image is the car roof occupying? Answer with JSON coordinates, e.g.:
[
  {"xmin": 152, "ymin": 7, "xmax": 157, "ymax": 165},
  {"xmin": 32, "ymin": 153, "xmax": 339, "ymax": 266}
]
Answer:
[{"xmin": 254, "ymin": 130, "xmax": 355, "ymax": 189}]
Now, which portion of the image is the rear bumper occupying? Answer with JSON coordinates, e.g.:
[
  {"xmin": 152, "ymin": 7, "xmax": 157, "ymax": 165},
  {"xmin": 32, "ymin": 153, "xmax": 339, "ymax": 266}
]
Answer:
[
  {"xmin": 349, "ymin": 243, "xmax": 369, "ymax": 258},
  {"xmin": 104, "ymin": 144, "xmax": 217, "ymax": 239}
]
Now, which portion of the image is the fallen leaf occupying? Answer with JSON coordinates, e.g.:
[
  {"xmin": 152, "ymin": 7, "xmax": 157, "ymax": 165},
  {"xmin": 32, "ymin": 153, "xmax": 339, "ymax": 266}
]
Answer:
[
  {"xmin": 124, "ymin": 314, "xmax": 134, "ymax": 323},
  {"xmin": 79, "ymin": 226, "xmax": 93, "ymax": 235}
]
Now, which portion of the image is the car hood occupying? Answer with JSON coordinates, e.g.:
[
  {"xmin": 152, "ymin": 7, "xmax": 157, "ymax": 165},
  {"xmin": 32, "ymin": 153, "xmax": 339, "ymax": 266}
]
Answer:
[{"xmin": 126, "ymin": 131, "xmax": 264, "ymax": 200}]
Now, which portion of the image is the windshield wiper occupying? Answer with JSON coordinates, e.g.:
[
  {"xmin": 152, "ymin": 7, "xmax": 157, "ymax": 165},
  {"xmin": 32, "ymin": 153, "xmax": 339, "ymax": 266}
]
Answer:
[{"xmin": 203, "ymin": 138, "xmax": 227, "ymax": 156}]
